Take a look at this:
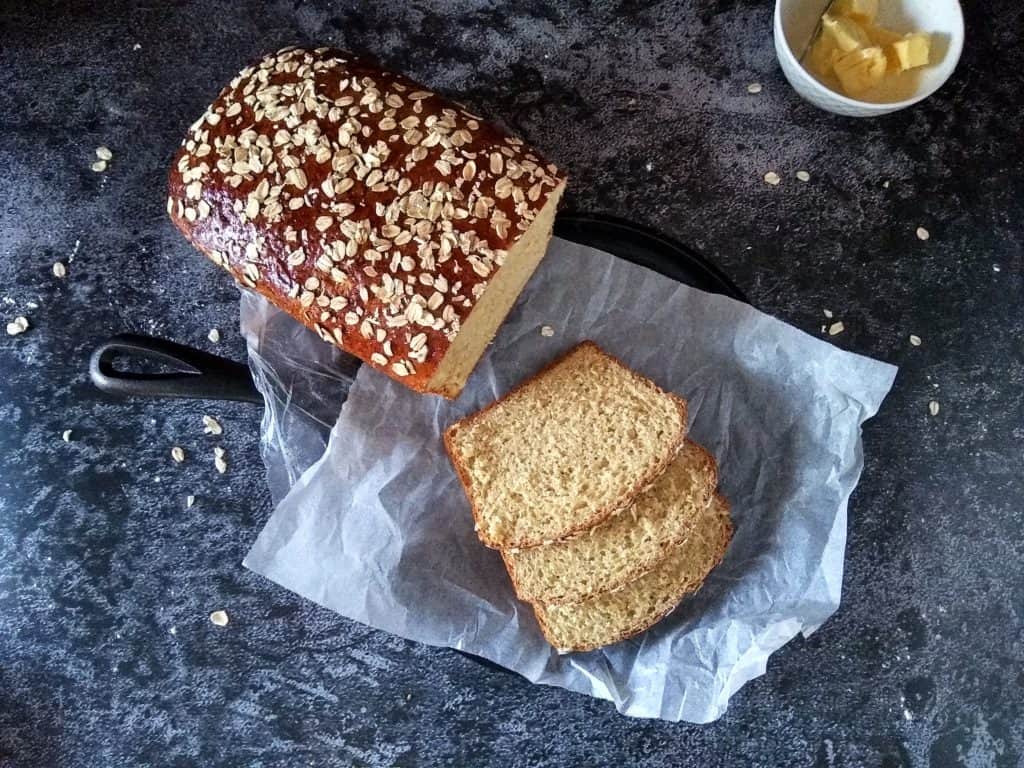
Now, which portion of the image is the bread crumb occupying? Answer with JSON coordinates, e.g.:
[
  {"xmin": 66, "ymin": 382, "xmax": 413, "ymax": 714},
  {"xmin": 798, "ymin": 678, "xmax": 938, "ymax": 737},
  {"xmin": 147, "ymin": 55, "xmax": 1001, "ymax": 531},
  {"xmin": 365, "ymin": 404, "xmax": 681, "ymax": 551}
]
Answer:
[
  {"xmin": 796, "ymin": 170, "xmax": 811, "ymax": 182},
  {"xmin": 202, "ymin": 415, "xmax": 223, "ymax": 435},
  {"xmin": 823, "ymin": 308, "xmax": 833, "ymax": 318},
  {"xmin": 828, "ymin": 321, "xmax": 845, "ymax": 336},
  {"xmin": 6, "ymin": 316, "xmax": 29, "ymax": 335},
  {"xmin": 883, "ymin": 180, "xmax": 890, "ymax": 188},
  {"xmin": 62, "ymin": 429, "xmax": 73, "ymax": 442},
  {"xmin": 209, "ymin": 610, "xmax": 229, "ymax": 626},
  {"xmin": 747, "ymin": 82, "xmax": 762, "ymax": 94},
  {"xmin": 207, "ymin": 328, "xmax": 221, "ymax": 343},
  {"xmin": 186, "ymin": 495, "xmax": 196, "ymax": 508},
  {"xmin": 909, "ymin": 334, "xmax": 922, "ymax": 346},
  {"xmin": 52, "ymin": 262, "xmax": 67, "ymax": 278},
  {"xmin": 928, "ymin": 400, "xmax": 939, "ymax": 416},
  {"xmin": 169, "ymin": 626, "xmax": 177, "ymax": 635},
  {"xmin": 91, "ymin": 159, "xmax": 107, "ymax": 173},
  {"xmin": 916, "ymin": 226, "xmax": 930, "ymax": 241},
  {"xmin": 540, "ymin": 325, "xmax": 555, "ymax": 337},
  {"xmin": 763, "ymin": 171, "xmax": 781, "ymax": 186},
  {"xmin": 171, "ymin": 446, "xmax": 186, "ymax": 463}
]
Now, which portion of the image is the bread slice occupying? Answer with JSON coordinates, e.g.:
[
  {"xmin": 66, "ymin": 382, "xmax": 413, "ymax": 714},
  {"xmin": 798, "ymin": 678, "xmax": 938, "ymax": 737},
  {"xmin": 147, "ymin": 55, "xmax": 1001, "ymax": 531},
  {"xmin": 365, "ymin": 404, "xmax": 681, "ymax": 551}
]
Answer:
[
  {"xmin": 444, "ymin": 341, "xmax": 688, "ymax": 549},
  {"xmin": 532, "ymin": 494, "xmax": 733, "ymax": 653},
  {"xmin": 502, "ymin": 440, "xmax": 717, "ymax": 605}
]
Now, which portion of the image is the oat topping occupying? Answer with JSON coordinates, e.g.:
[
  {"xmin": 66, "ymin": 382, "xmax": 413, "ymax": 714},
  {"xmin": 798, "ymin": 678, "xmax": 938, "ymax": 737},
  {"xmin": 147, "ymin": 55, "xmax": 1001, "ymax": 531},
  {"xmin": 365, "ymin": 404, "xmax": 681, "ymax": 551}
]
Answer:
[
  {"xmin": 208, "ymin": 328, "xmax": 221, "ymax": 343},
  {"xmin": 6, "ymin": 316, "xmax": 29, "ymax": 335},
  {"xmin": 209, "ymin": 610, "xmax": 229, "ymax": 626},
  {"xmin": 169, "ymin": 47, "xmax": 563, "ymax": 386},
  {"xmin": 171, "ymin": 446, "xmax": 186, "ymax": 463},
  {"xmin": 763, "ymin": 171, "xmax": 781, "ymax": 186},
  {"xmin": 214, "ymin": 446, "xmax": 228, "ymax": 474},
  {"xmin": 53, "ymin": 261, "xmax": 68, "ymax": 278},
  {"xmin": 202, "ymin": 415, "xmax": 223, "ymax": 435}
]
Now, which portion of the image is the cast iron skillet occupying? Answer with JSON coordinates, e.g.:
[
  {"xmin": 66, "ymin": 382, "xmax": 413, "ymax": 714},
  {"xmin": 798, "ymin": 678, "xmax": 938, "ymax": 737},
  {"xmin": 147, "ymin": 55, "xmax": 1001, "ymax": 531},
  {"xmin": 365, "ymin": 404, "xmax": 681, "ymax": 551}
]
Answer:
[
  {"xmin": 90, "ymin": 212, "xmax": 747, "ymax": 398},
  {"xmin": 89, "ymin": 212, "xmax": 747, "ymax": 674}
]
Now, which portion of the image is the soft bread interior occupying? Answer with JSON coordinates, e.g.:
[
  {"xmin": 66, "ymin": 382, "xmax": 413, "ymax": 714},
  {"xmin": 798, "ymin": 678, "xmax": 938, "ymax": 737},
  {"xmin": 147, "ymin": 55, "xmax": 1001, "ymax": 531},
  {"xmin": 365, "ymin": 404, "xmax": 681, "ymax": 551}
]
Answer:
[
  {"xmin": 447, "ymin": 342, "xmax": 687, "ymax": 548},
  {"xmin": 428, "ymin": 182, "xmax": 566, "ymax": 398},
  {"xmin": 534, "ymin": 494, "xmax": 733, "ymax": 653},
  {"xmin": 504, "ymin": 440, "xmax": 716, "ymax": 605}
]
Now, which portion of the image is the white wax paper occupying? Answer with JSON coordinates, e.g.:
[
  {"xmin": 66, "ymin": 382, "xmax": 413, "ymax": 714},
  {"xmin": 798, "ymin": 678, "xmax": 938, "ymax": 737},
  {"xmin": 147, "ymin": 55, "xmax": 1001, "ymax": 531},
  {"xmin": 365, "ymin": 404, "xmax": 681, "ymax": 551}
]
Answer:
[{"xmin": 240, "ymin": 237, "xmax": 897, "ymax": 723}]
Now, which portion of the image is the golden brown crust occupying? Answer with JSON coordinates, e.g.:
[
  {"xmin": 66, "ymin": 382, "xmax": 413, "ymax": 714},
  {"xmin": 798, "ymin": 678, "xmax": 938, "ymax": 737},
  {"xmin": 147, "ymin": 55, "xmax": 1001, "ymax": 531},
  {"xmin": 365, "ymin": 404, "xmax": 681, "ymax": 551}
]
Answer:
[
  {"xmin": 502, "ymin": 441, "xmax": 719, "ymax": 605},
  {"xmin": 443, "ymin": 341, "xmax": 690, "ymax": 549},
  {"xmin": 168, "ymin": 46, "xmax": 565, "ymax": 398},
  {"xmin": 532, "ymin": 493, "xmax": 734, "ymax": 653}
]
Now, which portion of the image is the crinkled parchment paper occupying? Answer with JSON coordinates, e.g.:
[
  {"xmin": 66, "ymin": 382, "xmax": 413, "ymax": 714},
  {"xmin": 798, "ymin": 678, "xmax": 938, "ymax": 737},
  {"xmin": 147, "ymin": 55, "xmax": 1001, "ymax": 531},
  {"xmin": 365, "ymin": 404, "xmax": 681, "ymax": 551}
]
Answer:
[{"xmin": 240, "ymin": 237, "xmax": 897, "ymax": 722}]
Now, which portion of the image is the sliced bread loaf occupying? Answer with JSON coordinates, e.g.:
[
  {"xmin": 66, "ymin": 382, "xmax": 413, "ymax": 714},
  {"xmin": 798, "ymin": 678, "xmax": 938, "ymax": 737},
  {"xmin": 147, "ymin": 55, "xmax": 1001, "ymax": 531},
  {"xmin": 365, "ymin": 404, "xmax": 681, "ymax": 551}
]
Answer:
[
  {"xmin": 532, "ymin": 493, "xmax": 733, "ymax": 653},
  {"xmin": 502, "ymin": 439, "xmax": 717, "ymax": 605},
  {"xmin": 445, "ymin": 341, "xmax": 688, "ymax": 549}
]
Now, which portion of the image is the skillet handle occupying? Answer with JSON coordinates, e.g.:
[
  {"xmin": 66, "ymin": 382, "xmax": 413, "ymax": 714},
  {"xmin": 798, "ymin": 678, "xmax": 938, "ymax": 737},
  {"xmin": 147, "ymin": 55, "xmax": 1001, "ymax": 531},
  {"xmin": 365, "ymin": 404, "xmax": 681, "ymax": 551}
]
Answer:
[{"xmin": 89, "ymin": 333, "xmax": 263, "ymax": 404}]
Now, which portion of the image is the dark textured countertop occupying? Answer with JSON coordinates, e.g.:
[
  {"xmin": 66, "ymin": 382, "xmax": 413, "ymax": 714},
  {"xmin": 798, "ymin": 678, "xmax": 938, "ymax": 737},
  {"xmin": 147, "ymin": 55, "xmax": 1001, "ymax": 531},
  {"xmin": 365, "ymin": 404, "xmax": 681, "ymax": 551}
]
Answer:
[{"xmin": 2, "ymin": 1, "xmax": 1021, "ymax": 765}]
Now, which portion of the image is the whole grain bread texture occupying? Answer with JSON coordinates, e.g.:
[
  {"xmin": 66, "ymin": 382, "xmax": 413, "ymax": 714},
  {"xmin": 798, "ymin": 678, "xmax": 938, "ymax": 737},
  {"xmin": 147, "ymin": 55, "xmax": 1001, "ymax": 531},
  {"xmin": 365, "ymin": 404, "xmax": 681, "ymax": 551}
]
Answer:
[
  {"xmin": 168, "ymin": 46, "xmax": 566, "ymax": 399},
  {"xmin": 532, "ymin": 493, "xmax": 734, "ymax": 653},
  {"xmin": 444, "ymin": 341, "xmax": 688, "ymax": 549},
  {"xmin": 502, "ymin": 439, "xmax": 717, "ymax": 605}
]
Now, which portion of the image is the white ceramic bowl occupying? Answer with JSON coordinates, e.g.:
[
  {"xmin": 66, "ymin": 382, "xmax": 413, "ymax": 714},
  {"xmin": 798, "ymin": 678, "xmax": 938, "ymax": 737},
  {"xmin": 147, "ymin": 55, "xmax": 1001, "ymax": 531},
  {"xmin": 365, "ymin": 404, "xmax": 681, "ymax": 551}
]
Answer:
[{"xmin": 774, "ymin": 0, "xmax": 964, "ymax": 116}]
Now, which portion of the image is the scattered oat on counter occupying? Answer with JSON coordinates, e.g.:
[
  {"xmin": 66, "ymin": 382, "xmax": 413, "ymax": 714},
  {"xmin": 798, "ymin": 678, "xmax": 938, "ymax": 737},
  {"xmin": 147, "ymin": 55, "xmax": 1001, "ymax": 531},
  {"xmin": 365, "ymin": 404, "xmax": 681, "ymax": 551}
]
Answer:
[
  {"xmin": 796, "ymin": 170, "xmax": 811, "ymax": 182},
  {"xmin": 916, "ymin": 226, "xmax": 930, "ymax": 241},
  {"xmin": 186, "ymin": 495, "xmax": 196, "ymax": 508},
  {"xmin": 910, "ymin": 334, "xmax": 922, "ymax": 346},
  {"xmin": 96, "ymin": 146, "xmax": 113, "ymax": 161},
  {"xmin": 207, "ymin": 328, "xmax": 221, "ymax": 343},
  {"xmin": 62, "ymin": 429, "xmax": 73, "ymax": 442},
  {"xmin": 828, "ymin": 321, "xmax": 845, "ymax": 336},
  {"xmin": 823, "ymin": 309, "xmax": 833, "ymax": 318},
  {"xmin": 928, "ymin": 400, "xmax": 940, "ymax": 416},
  {"xmin": 6, "ymin": 316, "xmax": 29, "ymax": 336},
  {"xmin": 214, "ymin": 446, "xmax": 228, "ymax": 474},
  {"xmin": 209, "ymin": 610, "xmax": 229, "ymax": 627},
  {"xmin": 763, "ymin": 171, "xmax": 781, "ymax": 186},
  {"xmin": 540, "ymin": 325, "xmax": 555, "ymax": 337},
  {"xmin": 202, "ymin": 415, "xmax": 223, "ymax": 435},
  {"xmin": 52, "ymin": 261, "xmax": 67, "ymax": 278},
  {"xmin": 747, "ymin": 82, "xmax": 762, "ymax": 94},
  {"xmin": 90, "ymin": 160, "xmax": 107, "ymax": 173},
  {"xmin": 171, "ymin": 446, "xmax": 186, "ymax": 463}
]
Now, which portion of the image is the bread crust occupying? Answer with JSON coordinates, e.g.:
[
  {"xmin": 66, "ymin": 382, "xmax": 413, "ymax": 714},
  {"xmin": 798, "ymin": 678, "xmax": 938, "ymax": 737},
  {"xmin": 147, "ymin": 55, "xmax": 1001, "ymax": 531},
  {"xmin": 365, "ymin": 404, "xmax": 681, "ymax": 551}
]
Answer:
[
  {"xmin": 501, "ymin": 441, "xmax": 718, "ymax": 605},
  {"xmin": 168, "ymin": 46, "xmax": 565, "ymax": 399},
  {"xmin": 531, "ymin": 493, "xmax": 734, "ymax": 653},
  {"xmin": 443, "ymin": 341, "xmax": 689, "ymax": 549}
]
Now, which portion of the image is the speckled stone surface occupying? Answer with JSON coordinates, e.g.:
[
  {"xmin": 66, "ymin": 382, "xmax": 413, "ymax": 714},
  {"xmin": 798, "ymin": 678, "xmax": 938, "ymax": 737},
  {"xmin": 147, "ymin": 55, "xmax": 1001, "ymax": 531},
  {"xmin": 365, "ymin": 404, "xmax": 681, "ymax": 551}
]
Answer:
[{"xmin": 1, "ymin": 1, "xmax": 1022, "ymax": 765}]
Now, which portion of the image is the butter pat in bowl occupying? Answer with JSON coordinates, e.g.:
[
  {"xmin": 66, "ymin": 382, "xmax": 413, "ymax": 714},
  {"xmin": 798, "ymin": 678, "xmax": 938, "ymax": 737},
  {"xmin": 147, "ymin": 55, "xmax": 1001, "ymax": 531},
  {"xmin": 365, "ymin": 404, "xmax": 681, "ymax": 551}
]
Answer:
[{"xmin": 774, "ymin": 0, "xmax": 964, "ymax": 116}]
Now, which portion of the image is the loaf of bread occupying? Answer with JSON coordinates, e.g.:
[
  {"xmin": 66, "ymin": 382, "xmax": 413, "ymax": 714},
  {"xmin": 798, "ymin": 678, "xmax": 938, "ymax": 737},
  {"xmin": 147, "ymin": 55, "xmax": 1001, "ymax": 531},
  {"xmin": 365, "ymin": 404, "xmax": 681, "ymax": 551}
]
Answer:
[
  {"xmin": 167, "ymin": 47, "xmax": 566, "ymax": 398},
  {"xmin": 444, "ymin": 342, "xmax": 688, "ymax": 549}
]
